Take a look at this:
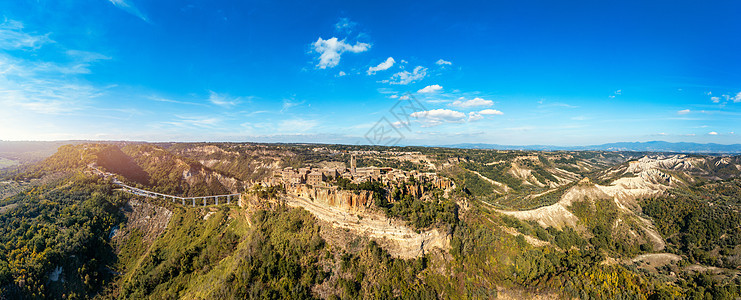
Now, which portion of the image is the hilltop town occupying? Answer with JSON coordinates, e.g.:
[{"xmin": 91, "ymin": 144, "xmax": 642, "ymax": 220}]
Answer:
[{"xmin": 265, "ymin": 153, "xmax": 454, "ymax": 204}]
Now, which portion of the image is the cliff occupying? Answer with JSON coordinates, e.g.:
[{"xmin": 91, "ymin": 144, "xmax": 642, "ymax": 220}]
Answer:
[{"xmin": 287, "ymin": 184, "xmax": 373, "ymax": 212}]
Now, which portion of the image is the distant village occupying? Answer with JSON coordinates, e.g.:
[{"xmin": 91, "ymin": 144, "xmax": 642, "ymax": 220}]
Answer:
[{"xmin": 267, "ymin": 154, "xmax": 453, "ymax": 191}]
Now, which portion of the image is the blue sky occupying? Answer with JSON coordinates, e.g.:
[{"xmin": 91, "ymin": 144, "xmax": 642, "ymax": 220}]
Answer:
[{"xmin": 0, "ymin": 0, "xmax": 739, "ymax": 145}]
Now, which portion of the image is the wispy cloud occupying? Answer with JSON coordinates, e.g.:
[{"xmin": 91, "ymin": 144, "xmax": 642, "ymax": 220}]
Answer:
[
  {"xmin": 384, "ymin": 66, "xmax": 427, "ymax": 85},
  {"xmin": 537, "ymin": 100, "xmax": 578, "ymax": 109},
  {"xmin": 148, "ymin": 95, "xmax": 206, "ymax": 106},
  {"xmin": 162, "ymin": 115, "xmax": 221, "ymax": 128},
  {"xmin": 367, "ymin": 57, "xmax": 395, "ymax": 75},
  {"xmin": 312, "ymin": 37, "xmax": 370, "ymax": 69},
  {"xmin": 335, "ymin": 18, "xmax": 357, "ymax": 34},
  {"xmin": 0, "ymin": 20, "xmax": 52, "ymax": 50},
  {"xmin": 208, "ymin": 91, "xmax": 241, "ymax": 107},
  {"xmin": 451, "ymin": 97, "xmax": 492, "ymax": 108},
  {"xmin": 435, "ymin": 59, "xmax": 452, "ymax": 66},
  {"xmin": 108, "ymin": 0, "xmax": 150, "ymax": 22},
  {"xmin": 0, "ymin": 21, "xmax": 105, "ymax": 115},
  {"xmin": 281, "ymin": 99, "xmax": 304, "ymax": 112},
  {"xmin": 677, "ymin": 109, "xmax": 691, "ymax": 115}
]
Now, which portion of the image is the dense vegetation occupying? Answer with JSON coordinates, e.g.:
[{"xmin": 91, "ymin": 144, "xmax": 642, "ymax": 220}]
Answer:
[
  {"xmin": 0, "ymin": 174, "xmax": 125, "ymax": 299},
  {"xmin": 643, "ymin": 179, "xmax": 741, "ymax": 268},
  {"xmin": 450, "ymin": 207, "xmax": 658, "ymax": 299},
  {"xmin": 1, "ymin": 143, "xmax": 740, "ymax": 299}
]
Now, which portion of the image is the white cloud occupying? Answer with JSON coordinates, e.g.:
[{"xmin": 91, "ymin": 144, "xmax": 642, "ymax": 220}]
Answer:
[
  {"xmin": 385, "ymin": 66, "xmax": 427, "ymax": 85},
  {"xmin": 108, "ymin": 0, "xmax": 149, "ymax": 22},
  {"xmin": 410, "ymin": 109, "xmax": 466, "ymax": 126},
  {"xmin": 0, "ymin": 20, "xmax": 52, "ymax": 50},
  {"xmin": 468, "ymin": 112, "xmax": 483, "ymax": 121},
  {"xmin": 677, "ymin": 109, "xmax": 691, "ymax": 115},
  {"xmin": 708, "ymin": 131, "xmax": 718, "ymax": 135},
  {"xmin": 337, "ymin": 71, "xmax": 346, "ymax": 77},
  {"xmin": 451, "ymin": 97, "xmax": 493, "ymax": 108},
  {"xmin": 367, "ymin": 57, "xmax": 395, "ymax": 75},
  {"xmin": 208, "ymin": 91, "xmax": 240, "ymax": 107},
  {"xmin": 615, "ymin": 89, "xmax": 622, "ymax": 95},
  {"xmin": 389, "ymin": 94, "xmax": 398, "ymax": 99},
  {"xmin": 409, "ymin": 108, "xmax": 466, "ymax": 122},
  {"xmin": 469, "ymin": 109, "xmax": 503, "ymax": 121},
  {"xmin": 410, "ymin": 107, "xmax": 502, "ymax": 126},
  {"xmin": 312, "ymin": 37, "xmax": 370, "ymax": 69},
  {"xmin": 478, "ymin": 109, "xmax": 503, "ymax": 115},
  {"xmin": 435, "ymin": 59, "xmax": 452, "ymax": 66},
  {"xmin": 417, "ymin": 84, "xmax": 442, "ymax": 94},
  {"xmin": 711, "ymin": 96, "xmax": 720, "ymax": 103},
  {"xmin": 734, "ymin": 92, "xmax": 741, "ymax": 103},
  {"xmin": 391, "ymin": 120, "xmax": 408, "ymax": 128}
]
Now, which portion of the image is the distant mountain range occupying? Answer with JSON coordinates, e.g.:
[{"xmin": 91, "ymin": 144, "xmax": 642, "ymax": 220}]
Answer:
[
  {"xmin": 440, "ymin": 141, "xmax": 741, "ymax": 154},
  {"xmin": 3, "ymin": 140, "xmax": 741, "ymax": 156}
]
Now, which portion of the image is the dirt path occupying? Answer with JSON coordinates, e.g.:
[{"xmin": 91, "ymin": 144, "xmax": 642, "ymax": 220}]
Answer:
[
  {"xmin": 469, "ymin": 170, "xmax": 508, "ymax": 193},
  {"xmin": 283, "ymin": 195, "xmax": 449, "ymax": 258},
  {"xmin": 501, "ymin": 226, "xmax": 553, "ymax": 248},
  {"xmin": 0, "ymin": 203, "xmax": 18, "ymax": 214}
]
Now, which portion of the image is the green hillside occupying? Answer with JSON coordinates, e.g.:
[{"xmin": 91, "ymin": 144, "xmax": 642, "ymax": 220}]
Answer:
[{"xmin": 0, "ymin": 143, "xmax": 739, "ymax": 299}]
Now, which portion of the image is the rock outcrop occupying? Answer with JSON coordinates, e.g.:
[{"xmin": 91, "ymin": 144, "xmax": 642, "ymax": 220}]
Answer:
[{"xmin": 286, "ymin": 185, "xmax": 373, "ymax": 212}]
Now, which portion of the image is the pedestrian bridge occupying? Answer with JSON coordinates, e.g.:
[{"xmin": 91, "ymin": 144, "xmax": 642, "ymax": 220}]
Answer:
[
  {"xmin": 90, "ymin": 165, "xmax": 240, "ymax": 207},
  {"xmin": 113, "ymin": 178, "xmax": 240, "ymax": 207}
]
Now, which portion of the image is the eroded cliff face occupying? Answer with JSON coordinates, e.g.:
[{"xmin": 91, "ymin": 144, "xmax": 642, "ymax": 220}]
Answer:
[
  {"xmin": 111, "ymin": 199, "xmax": 173, "ymax": 247},
  {"xmin": 181, "ymin": 167, "xmax": 244, "ymax": 193},
  {"xmin": 287, "ymin": 185, "xmax": 373, "ymax": 212}
]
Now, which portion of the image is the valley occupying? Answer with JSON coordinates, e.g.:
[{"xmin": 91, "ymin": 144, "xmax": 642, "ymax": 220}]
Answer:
[{"xmin": 0, "ymin": 142, "xmax": 739, "ymax": 299}]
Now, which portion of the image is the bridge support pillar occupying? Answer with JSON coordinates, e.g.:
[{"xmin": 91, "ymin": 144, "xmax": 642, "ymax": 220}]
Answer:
[
  {"xmin": 203, "ymin": 197, "xmax": 206, "ymax": 207},
  {"xmin": 192, "ymin": 198, "xmax": 195, "ymax": 207},
  {"xmin": 216, "ymin": 196, "xmax": 218, "ymax": 205},
  {"xmin": 182, "ymin": 198, "xmax": 185, "ymax": 206},
  {"xmin": 227, "ymin": 195, "xmax": 230, "ymax": 204}
]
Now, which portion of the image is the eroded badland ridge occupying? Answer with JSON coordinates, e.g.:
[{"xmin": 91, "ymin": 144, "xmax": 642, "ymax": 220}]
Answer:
[{"xmin": 1, "ymin": 142, "xmax": 740, "ymax": 298}]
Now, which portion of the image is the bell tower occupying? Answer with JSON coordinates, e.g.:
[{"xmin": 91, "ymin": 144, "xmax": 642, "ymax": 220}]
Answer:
[{"xmin": 350, "ymin": 154, "xmax": 356, "ymax": 174}]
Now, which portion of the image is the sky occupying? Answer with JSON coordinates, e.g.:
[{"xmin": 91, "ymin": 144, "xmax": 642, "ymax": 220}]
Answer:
[{"xmin": 0, "ymin": 0, "xmax": 739, "ymax": 146}]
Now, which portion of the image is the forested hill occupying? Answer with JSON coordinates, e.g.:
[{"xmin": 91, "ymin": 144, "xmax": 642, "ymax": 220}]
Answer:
[
  {"xmin": 0, "ymin": 143, "xmax": 739, "ymax": 299},
  {"xmin": 7, "ymin": 143, "xmax": 244, "ymax": 197}
]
